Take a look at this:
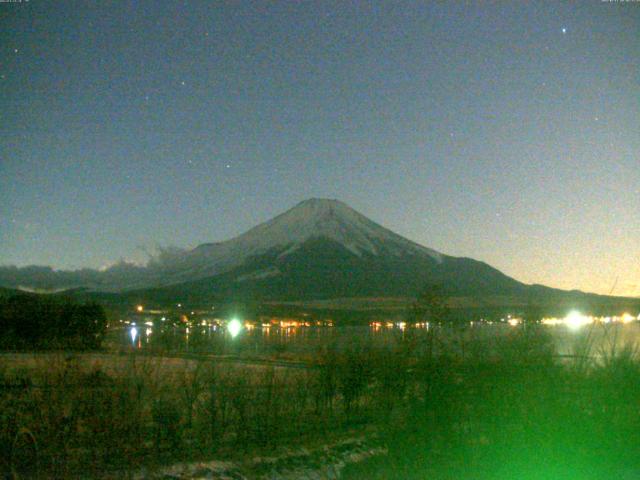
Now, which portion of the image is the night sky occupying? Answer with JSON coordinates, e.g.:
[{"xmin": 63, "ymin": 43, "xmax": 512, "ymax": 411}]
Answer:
[{"xmin": 1, "ymin": 1, "xmax": 638, "ymax": 296}]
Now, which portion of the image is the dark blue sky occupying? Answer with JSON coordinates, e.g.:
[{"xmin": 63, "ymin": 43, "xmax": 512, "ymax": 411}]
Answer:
[{"xmin": 1, "ymin": 1, "xmax": 638, "ymax": 295}]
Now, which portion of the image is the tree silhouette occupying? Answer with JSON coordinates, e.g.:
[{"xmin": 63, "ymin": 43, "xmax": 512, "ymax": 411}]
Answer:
[
  {"xmin": 0, "ymin": 295, "xmax": 107, "ymax": 349},
  {"xmin": 409, "ymin": 284, "xmax": 450, "ymax": 325}
]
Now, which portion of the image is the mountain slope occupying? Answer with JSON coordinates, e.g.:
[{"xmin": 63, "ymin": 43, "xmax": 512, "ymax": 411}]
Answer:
[
  {"xmin": 140, "ymin": 198, "xmax": 445, "ymax": 287},
  {"xmin": 115, "ymin": 198, "xmax": 528, "ymax": 301},
  {"xmin": 0, "ymin": 198, "xmax": 630, "ymax": 308},
  {"xmin": 136, "ymin": 235, "xmax": 527, "ymax": 302}
]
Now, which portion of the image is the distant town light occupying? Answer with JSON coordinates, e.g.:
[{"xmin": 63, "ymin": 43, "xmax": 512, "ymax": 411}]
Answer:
[
  {"xmin": 565, "ymin": 310, "xmax": 589, "ymax": 330},
  {"xmin": 621, "ymin": 313, "xmax": 634, "ymax": 324},
  {"xmin": 136, "ymin": 305, "xmax": 143, "ymax": 313},
  {"xmin": 228, "ymin": 318, "xmax": 242, "ymax": 338},
  {"xmin": 130, "ymin": 327, "xmax": 138, "ymax": 344}
]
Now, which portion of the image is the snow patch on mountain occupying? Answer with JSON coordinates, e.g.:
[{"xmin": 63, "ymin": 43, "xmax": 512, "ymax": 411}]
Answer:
[{"xmin": 235, "ymin": 267, "xmax": 281, "ymax": 283}]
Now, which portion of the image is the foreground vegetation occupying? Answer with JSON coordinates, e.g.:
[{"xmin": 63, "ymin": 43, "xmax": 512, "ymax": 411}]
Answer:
[
  {"xmin": 344, "ymin": 326, "xmax": 640, "ymax": 480},
  {"xmin": 2, "ymin": 322, "xmax": 640, "ymax": 478}
]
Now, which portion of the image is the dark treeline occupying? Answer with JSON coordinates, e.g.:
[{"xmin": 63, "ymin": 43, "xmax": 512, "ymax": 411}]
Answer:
[{"xmin": 0, "ymin": 295, "xmax": 107, "ymax": 350}]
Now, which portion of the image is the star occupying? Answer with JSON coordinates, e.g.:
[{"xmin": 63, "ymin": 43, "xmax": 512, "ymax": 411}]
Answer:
[
  {"xmin": 561, "ymin": 27, "xmax": 567, "ymax": 34},
  {"xmin": 180, "ymin": 80, "xmax": 186, "ymax": 86}
]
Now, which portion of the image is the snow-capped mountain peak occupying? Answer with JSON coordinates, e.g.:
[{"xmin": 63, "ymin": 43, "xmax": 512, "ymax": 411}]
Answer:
[{"xmin": 191, "ymin": 198, "xmax": 442, "ymax": 264}]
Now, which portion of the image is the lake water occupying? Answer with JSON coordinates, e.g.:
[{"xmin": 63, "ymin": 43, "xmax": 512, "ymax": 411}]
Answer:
[{"xmin": 108, "ymin": 319, "xmax": 640, "ymax": 360}]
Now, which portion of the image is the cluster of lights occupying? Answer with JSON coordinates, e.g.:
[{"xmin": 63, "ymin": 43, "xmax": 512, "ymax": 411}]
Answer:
[
  {"xmin": 275, "ymin": 320, "xmax": 314, "ymax": 328},
  {"xmin": 125, "ymin": 308, "xmax": 638, "ymax": 347},
  {"xmin": 370, "ymin": 321, "xmax": 430, "ymax": 329},
  {"xmin": 125, "ymin": 315, "xmax": 340, "ymax": 342},
  {"xmin": 541, "ymin": 311, "xmax": 638, "ymax": 329},
  {"xmin": 365, "ymin": 313, "xmax": 639, "ymax": 331},
  {"xmin": 258, "ymin": 317, "xmax": 334, "ymax": 328}
]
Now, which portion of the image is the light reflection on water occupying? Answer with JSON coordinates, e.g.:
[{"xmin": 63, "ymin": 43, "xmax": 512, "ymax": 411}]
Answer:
[{"xmin": 111, "ymin": 320, "xmax": 640, "ymax": 358}]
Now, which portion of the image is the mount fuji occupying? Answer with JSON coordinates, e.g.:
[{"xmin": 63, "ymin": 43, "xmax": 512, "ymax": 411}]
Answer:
[
  {"xmin": 2, "ymin": 198, "xmax": 638, "ymax": 313},
  {"xmin": 0, "ymin": 198, "xmax": 531, "ymax": 300}
]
